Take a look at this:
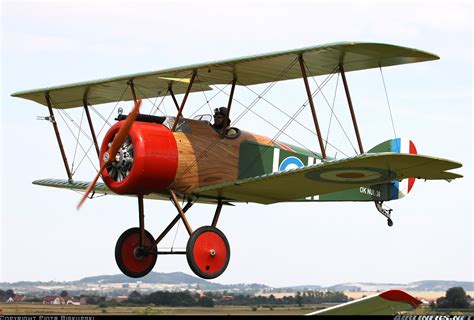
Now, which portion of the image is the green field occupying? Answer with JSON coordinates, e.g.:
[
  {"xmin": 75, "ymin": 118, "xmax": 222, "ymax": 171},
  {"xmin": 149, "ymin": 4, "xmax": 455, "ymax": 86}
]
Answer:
[
  {"xmin": 0, "ymin": 303, "xmax": 326, "ymax": 316},
  {"xmin": 2, "ymin": 303, "xmax": 474, "ymax": 316}
]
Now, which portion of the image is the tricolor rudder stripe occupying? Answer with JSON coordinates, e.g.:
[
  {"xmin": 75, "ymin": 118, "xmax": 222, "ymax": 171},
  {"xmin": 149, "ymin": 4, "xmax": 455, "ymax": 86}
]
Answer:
[{"xmin": 368, "ymin": 138, "xmax": 417, "ymax": 200}]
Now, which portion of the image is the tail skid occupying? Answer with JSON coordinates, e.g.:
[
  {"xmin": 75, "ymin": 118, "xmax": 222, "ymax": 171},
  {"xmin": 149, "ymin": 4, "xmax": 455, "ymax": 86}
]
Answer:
[{"xmin": 375, "ymin": 201, "xmax": 394, "ymax": 227}]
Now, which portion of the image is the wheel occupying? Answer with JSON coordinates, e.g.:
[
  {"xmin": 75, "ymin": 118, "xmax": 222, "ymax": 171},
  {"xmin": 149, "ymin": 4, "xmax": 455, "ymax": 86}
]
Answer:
[
  {"xmin": 186, "ymin": 226, "xmax": 230, "ymax": 279},
  {"xmin": 115, "ymin": 227, "xmax": 157, "ymax": 278},
  {"xmin": 387, "ymin": 219, "xmax": 394, "ymax": 227}
]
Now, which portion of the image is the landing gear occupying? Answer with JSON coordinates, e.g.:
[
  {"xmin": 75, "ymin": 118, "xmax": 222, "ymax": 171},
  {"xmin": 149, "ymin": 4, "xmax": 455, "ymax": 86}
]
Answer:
[
  {"xmin": 115, "ymin": 227, "xmax": 157, "ymax": 278},
  {"xmin": 186, "ymin": 226, "xmax": 230, "ymax": 279},
  {"xmin": 113, "ymin": 193, "xmax": 230, "ymax": 279},
  {"xmin": 375, "ymin": 201, "xmax": 394, "ymax": 227}
]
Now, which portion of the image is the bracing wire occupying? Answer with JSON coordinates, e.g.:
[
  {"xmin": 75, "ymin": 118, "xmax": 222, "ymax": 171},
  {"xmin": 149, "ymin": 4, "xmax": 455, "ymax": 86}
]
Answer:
[
  {"xmin": 379, "ymin": 66, "xmax": 397, "ymax": 138},
  {"xmin": 127, "ymin": 83, "xmax": 166, "ymax": 116},
  {"xmin": 170, "ymin": 219, "xmax": 181, "ymax": 252},
  {"xmin": 205, "ymin": 82, "xmax": 329, "ymax": 158},
  {"xmin": 169, "ymin": 57, "xmax": 300, "ymax": 186},
  {"xmin": 151, "ymin": 94, "xmax": 168, "ymax": 116},
  {"xmin": 325, "ymin": 72, "xmax": 340, "ymax": 151},
  {"xmin": 133, "ymin": 85, "xmax": 167, "ymax": 116},
  {"xmin": 189, "ymin": 82, "xmax": 231, "ymax": 118},
  {"xmin": 71, "ymin": 85, "xmax": 129, "ymax": 174},
  {"xmin": 196, "ymin": 73, "xmax": 215, "ymax": 115},
  {"xmin": 193, "ymin": 73, "xmax": 337, "ymax": 160},
  {"xmin": 223, "ymin": 65, "xmax": 349, "ymax": 158},
  {"xmin": 71, "ymin": 107, "xmax": 85, "ymax": 173},
  {"xmin": 304, "ymin": 61, "xmax": 358, "ymax": 155},
  {"xmin": 55, "ymin": 108, "xmax": 98, "ymax": 173},
  {"xmin": 237, "ymin": 72, "xmax": 337, "ymax": 179}
]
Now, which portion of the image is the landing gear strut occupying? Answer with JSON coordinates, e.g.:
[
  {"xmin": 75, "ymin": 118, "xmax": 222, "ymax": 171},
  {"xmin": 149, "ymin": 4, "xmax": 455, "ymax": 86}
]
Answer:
[
  {"xmin": 375, "ymin": 201, "xmax": 394, "ymax": 227},
  {"xmin": 114, "ymin": 193, "xmax": 230, "ymax": 279}
]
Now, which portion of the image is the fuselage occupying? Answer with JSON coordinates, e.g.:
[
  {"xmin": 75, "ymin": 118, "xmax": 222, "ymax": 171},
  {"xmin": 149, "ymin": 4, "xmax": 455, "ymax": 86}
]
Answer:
[
  {"xmin": 100, "ymin": 116, "xmax": 409, "ymax": 203},
  {"xmin": 171, "ymin": 117, "xmax": 323, "ymax": 194}
]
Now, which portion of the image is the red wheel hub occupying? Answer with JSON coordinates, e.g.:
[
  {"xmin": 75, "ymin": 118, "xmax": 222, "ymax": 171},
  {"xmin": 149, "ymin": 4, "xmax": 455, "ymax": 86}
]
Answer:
[
  {"xmin": 186, "ymin": 226, "xmax": 230, "ymax": 279},
  {"xmin": 121, "ymin": 233, "xmax": 154, "ymax": 274},
  {"xmin": 193, "ymin": 231, "xmax": 227, "ymax": 274}
]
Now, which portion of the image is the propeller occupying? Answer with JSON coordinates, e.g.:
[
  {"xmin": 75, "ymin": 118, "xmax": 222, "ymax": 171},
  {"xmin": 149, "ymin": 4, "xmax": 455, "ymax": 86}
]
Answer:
[{"xmin": 77, "ymin": 99, "xmax": 142, "ymax": 209}]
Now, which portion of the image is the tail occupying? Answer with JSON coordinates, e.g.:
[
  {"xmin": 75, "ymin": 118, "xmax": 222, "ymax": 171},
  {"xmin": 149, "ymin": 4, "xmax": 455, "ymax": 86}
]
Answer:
[
  {"xmin": 368, "ymin": 138, "xmax": 417, "ymax": 200},
  {"xmin": 315, "ymin": 138, "xmax": 418, "ymax": 202}
]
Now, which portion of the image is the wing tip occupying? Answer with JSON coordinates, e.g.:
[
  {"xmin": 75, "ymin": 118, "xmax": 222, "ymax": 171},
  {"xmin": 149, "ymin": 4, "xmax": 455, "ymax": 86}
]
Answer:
[{"xmin": 379, "ymin": 289, "xmax": 422, "ymax": 308}]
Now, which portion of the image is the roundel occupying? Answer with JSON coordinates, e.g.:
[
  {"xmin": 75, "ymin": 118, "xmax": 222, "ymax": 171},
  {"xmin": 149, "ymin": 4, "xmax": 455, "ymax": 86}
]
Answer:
[
  {"xmin": 279, "ymin": 156, "xmax": 304, "ymax": 172},
  {"xmin": 305, "ymin": 167, "xmax": 396, "ymax": 184}
]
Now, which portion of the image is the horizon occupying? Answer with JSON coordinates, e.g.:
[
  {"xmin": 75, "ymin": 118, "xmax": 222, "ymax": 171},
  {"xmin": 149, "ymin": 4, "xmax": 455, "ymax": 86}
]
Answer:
[{"xmin": 1, "ymin": 271, "xmax": 473, "ymax": 288}]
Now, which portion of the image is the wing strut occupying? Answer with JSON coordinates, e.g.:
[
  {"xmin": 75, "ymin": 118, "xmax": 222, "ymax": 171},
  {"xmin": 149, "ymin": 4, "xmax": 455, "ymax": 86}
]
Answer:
[
  {"xmin": 82, "ymin": 90, "xmax": 101, "ymax": 158},
  {"xmin": 128, "ymin": 79, "xmax": 138, "ymax": 102},
  {"xmin": 171, "ymin": 70, "xmax": 197, "ymax": 131},
  {"xmin": 45, "ymin": 93, "xmax": 73, "ymax": 181},
  {"xmin": 298, "ymin": 55, "xmax": 327, "ymax": 160},
  {"xmin": 168, "ymin": 87, "xmax": 181, "ymax": 111},
  {"xmin": 221, "ymin": 78, "xmax": 237, "ymax": 135},
  {"xmin": 340, "ymin": 64, "xmax": 364, "ymax": 154}
]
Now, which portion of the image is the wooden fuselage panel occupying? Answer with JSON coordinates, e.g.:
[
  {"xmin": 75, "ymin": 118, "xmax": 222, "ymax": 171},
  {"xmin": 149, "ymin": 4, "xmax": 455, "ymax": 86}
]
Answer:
[{"xmin": 172, "ymin": 119, "xmax": 273, "ymax": 194}]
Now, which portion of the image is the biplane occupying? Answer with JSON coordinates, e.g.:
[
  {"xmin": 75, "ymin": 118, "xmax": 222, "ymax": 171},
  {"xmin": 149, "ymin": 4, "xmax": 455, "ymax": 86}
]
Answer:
[{"xmin": 11, "ymin": 42, "xmax": 462, "ymax": 280}]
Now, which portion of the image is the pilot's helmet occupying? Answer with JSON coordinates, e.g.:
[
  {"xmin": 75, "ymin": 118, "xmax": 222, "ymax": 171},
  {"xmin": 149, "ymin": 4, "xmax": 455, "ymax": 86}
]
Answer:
[{"xmin": 214, "ymin": 107, "xmax": 231, "ymax": 124}]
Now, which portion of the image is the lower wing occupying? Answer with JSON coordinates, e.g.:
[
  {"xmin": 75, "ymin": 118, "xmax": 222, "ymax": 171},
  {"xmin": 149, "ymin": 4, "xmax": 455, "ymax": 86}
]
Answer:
[
  {"xmin": 33, "ymin": 153, "xmax": 461, "ymax": 205},
  {"xmin": 192, "ymin": 152, "xmax": 462, "ymax": 204}
]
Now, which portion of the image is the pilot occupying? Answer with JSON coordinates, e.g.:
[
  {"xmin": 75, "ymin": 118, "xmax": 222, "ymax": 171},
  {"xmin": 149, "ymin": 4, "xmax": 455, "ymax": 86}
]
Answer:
[
  {"xmin": 212, "ymin": 107, "xmax": 239, "ymax": 138},
  {"xmin": 212, "ymin": 107, "xmax": 231, "ymax": 131}
]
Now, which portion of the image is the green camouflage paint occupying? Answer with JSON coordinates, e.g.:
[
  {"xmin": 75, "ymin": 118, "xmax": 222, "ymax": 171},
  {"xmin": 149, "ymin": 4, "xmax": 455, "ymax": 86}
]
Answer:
[{"xmin": 238, "ymin": 140, "xmax": 395, "ymax": 202}]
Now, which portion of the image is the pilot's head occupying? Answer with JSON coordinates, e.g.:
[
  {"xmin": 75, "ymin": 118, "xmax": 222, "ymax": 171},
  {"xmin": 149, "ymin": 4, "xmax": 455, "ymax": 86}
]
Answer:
[{"xmin": 213, "ymin": 107, "xmax": 231, "ymax": 129}]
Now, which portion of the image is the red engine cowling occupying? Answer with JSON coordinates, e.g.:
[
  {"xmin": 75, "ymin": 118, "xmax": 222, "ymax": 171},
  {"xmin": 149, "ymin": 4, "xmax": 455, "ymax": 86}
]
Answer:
[{"xmin": 100, "ymin": 121, "xmax": 178, "ymax": 195}]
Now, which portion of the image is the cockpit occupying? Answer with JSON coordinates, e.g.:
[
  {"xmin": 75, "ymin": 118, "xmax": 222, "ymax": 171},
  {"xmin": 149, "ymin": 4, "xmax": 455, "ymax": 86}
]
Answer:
[{"xmin": 116, "ymin": 111, "xmax": 240, "ymax": 139}]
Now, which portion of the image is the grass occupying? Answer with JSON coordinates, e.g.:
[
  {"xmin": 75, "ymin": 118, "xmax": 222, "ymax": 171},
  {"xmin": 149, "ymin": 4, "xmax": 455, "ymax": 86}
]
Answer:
[
  {"xmin": 0, "ymin": 303, "xmax": 325, "ymax": 316},
  {"xmin": 3, "ymin": 302, "xmax": 473, "ymax": 316}
]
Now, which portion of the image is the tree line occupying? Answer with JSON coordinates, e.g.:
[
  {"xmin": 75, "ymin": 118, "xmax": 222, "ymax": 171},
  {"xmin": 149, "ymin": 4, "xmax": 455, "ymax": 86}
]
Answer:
[
  {"xmin": 121, "ymin": 290, "xmax": 349, "ymax": 307},
  {"xmin": 0, "ymin": 289, "xmax": 15, "ymax": 301},
  {"xmin": 2, "ymin": 287, "xmax": 471, "ymax": 309}
]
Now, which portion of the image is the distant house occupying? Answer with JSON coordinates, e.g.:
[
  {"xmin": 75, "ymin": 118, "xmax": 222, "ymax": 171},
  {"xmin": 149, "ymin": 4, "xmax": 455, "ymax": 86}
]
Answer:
[
  {"xmin": 222, "ymin": 296, "xmax": 234, "ymax": 301},
  {"xmin": 114, "ymin": 295, "xmax": 128, "ymax": 303},
  {"xmin": 13, "ymin": 295, "xmax": 26, "ymax": 303},
  {"xmin": 6, "ymin": 297, "xmax": 14, "ymax": 303},
  {"xmin": 42, "ymin": 296, "xmax": 65, "ymax": 305},
  {"xmin": 66, "ymin": 298, "xmax": 81, "ymax": 306}
]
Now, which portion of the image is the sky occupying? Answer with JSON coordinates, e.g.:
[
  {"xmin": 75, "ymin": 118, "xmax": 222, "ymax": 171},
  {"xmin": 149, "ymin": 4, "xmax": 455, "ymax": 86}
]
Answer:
[{"xmin": 1, "ymin": 0, "xmax": 472, "ymax": 288}]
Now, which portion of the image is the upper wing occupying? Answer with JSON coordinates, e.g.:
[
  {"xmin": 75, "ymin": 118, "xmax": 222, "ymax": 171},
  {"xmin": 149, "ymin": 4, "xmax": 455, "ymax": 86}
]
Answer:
[
  {"xmin": 11, "ymin": 42, "xmax": 438, "ymax": 109},
  {"xmin": 306, "ymin": 290, "xmax": 422, "ymax": 315},
  {"xmin": 192, "ymin": 153, "xmax": 462, "ymax": 204}
]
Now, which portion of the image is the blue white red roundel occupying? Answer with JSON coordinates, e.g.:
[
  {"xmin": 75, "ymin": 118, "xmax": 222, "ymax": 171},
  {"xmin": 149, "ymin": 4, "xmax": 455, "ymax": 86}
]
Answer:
[{"xmin": 279, "ymin": 156, "xmax": 304, "ymax": 172}]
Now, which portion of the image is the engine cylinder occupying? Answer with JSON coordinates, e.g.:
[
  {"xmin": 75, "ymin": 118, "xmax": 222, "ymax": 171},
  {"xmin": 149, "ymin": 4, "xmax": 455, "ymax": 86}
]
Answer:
[{"xmin": 100, "ymin": 121, "xmax": 178, "ymax": 195}]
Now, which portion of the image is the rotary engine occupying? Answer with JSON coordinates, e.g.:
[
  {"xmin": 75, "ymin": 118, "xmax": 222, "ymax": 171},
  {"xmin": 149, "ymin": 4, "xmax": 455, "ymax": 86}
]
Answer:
[{"xmin": 100, "ymin": 120, "xmax": 178, "ymax": 195}]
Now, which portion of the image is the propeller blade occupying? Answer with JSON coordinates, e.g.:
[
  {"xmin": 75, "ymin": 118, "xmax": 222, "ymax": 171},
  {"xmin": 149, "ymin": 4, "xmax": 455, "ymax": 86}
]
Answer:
[
  {"xmin": 77, "ymin": 163, "xmax": 107, "ymax": 209},
  {"xmin": 105, "ymin": 99, "xmax": 142, "ymax": 163},
  {"xmin": 76, "ymin": 99, "xmax": 142, "ymax": 209}
]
